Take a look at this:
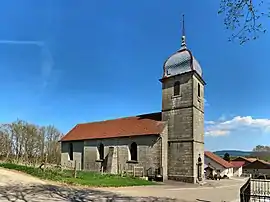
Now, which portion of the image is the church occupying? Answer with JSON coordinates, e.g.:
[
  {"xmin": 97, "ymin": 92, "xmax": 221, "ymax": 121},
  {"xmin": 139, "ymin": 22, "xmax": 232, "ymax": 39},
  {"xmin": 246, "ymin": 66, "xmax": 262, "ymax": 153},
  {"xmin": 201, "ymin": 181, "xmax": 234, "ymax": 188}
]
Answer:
[{"xmin": 60, "ymin": 22, "xmax": 206, "ymax": 184}]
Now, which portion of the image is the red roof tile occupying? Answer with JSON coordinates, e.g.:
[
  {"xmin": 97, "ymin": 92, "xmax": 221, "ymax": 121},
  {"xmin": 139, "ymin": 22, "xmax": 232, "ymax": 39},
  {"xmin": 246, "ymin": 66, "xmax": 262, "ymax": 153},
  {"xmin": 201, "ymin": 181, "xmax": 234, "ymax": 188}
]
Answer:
[
  {"xmin": 231, "ymin": 161, "xmax": 245, "ymax": 168},
  {"xmin": 232, "ymin": 157, "xmax": 257, "ymax": 163},
  {"xmin": 246, "ymin": 158, "xmax": 258, "ymax": 162},
  {"xmin": 257, "ymin": 159, "xmax": 270, "ymax": 165},
  {"xmin": 60, "ymin": 112, "xmax": 165, "ymax": 141},
  {"xmin": 204, "ymin": 151, "xmax": 233, "ymax": 168}
]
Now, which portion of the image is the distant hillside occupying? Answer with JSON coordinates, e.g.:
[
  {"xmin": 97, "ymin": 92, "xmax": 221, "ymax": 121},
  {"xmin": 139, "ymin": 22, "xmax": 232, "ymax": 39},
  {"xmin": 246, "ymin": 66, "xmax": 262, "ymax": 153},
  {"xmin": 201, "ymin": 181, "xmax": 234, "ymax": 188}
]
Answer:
[{"xmin": 214, "ymin": 150, "xmax": 252, "ymax": 157}]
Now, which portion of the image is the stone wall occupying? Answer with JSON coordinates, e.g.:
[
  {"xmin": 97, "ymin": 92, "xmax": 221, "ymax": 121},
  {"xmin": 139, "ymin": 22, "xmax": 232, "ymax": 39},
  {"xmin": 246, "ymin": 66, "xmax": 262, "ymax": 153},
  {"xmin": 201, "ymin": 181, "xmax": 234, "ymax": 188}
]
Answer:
[
  {"xmin": 61, "ymin": 141, "xmax": 84, "ymax": 170},
  {"xmin": 161, "ymin": 73, "xmax": 193, "ymax": 112},
  {"xmin": 61, "ymin": 134, "xmax": 166, "ymax": 177},
  {"xmin": 161, "ymin": 71, "xmax": 205, "ymax": 183},
  {"xmin": 192, "ymin": 74, "xmax": 205, "ymax": 182},
  {"xmin": 167, "ymin": 141, "xmax": 193, "ymax": 182},
  {"xmin": 193, "ymin": 142, "xmax": 204, "ymax": 182},
  {"xmin": 83, "ymin": 135, "xmax": 161, "ymax": 175}
]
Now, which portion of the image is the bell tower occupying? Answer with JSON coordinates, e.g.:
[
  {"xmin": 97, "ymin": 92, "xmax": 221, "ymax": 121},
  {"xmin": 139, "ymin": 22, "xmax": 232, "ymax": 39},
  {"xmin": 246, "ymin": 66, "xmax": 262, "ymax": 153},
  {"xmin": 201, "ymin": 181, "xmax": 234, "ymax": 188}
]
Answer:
[{"xmin": 160, "ymin": 15, "xmax": 206, "ymax": 183}]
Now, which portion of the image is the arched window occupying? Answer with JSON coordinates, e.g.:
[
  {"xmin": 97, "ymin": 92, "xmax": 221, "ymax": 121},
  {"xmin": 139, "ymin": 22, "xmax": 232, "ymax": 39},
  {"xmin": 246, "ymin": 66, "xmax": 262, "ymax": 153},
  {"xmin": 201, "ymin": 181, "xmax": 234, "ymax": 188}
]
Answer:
[
  {"xmin": 197, "ymin": 155, "xmax": 202, "ymax": 180},
  {"xmin": 98, "ymin": 143, "xmax": 104, "ymax": 160},
  {"xmin": 130, "ymin": 142, "xmax": 137, "ymax": 161},
  {"xmin": 69, "ymin": 143, "xmax": 73, "ymax": 161},
  {"xmin": 198, "ymin": 156, "xmax": 202, "ymax": 163},
  {"xmin": 198, "ymin": 83, "xmax": 201, "ymax": 97},
  {"xmin": 174, "ymin": 81, "xmax": 180, "ymax": 96}
]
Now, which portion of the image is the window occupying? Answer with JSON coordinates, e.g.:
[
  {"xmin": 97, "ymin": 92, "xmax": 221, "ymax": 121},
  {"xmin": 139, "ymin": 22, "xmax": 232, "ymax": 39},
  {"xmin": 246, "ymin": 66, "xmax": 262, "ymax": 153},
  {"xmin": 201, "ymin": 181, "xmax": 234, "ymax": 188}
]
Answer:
[
  {"xmin": 174, "ymin": 81, "xmax": 180, "ymax": 96},
  {"xmin": 130, "ymin": 142, "xmax": 138, "ymax": 161},
  {"xmin": 69, "ymin": 143, "xmax": 73, "ymax": 161},
  {"xmin": 198, "ymin": 83, "xmax": 201, "ymax": 97},
  {"xmin": 197, "ymin": 157, "xmax": 202, "ymax": 179},
  {"xmin": 98, "ymin": 143, "xmax": 104, "ymax": 160}
]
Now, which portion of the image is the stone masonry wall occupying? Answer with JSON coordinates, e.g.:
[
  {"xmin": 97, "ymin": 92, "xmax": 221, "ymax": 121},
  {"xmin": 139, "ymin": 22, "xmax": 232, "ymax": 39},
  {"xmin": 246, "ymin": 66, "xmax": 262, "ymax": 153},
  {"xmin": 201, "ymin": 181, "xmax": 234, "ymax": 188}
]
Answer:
[
  {"xmin": 162, "ymin": 71, "xmax": 205, "ymax": 183},
  {"xmin": 84, "ymin": 135, "xmax": 162, "ymax": 175},
  {"xmin": 61, "ymin": 135, "xmax": 163, "ymax": 177},
  {"xmin": 61, "ymin": 141, "xmax": 84, "ymax": 170},
  {"xmin": 192, "ymin": 74, "xmax": 205, "ymax": 182},
  {"xmin": 162, "ymin": 73, "xmax": 193, "ymax": 112},
  {"xmin": 167, "ymin": 141, "xmax": 193, "ymax": 182}
]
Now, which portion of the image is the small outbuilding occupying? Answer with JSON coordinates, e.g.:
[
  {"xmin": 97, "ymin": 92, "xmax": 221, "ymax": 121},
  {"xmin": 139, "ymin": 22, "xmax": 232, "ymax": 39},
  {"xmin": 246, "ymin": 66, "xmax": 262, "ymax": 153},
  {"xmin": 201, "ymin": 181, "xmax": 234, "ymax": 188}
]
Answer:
[{"xmin": 204, "ymin": 151, "xmax": 234, "ymax": 178}]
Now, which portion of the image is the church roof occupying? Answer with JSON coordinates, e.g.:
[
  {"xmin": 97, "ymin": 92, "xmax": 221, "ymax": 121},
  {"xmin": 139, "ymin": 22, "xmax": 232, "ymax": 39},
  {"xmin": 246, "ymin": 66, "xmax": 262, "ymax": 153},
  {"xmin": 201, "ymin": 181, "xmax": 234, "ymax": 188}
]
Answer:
[
  {"xmin": 60, "ymin": 112, "xmax": 164, "ymax": 142},
  {"xmin": 164, "ymin": 47, "xmax": 202, "ymax": 77},
  {"xmin": 163, "ymin": 15, "xmax": 202, "ymax": 78}
]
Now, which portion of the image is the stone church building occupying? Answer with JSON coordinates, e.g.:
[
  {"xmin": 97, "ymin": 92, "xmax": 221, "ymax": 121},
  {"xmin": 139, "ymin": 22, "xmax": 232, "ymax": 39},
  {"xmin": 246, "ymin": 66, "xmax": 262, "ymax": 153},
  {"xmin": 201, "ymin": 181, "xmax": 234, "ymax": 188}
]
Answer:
[{"xmin": 60, "ymin": 28, "xmax": 206, "ymax": 184}]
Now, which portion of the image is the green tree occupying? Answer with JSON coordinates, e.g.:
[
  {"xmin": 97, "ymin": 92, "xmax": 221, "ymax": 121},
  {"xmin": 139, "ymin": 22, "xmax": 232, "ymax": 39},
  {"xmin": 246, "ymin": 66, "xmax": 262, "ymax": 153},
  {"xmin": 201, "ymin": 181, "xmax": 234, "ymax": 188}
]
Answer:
[{"xmin": 223, "ymin": 152, "xmax": 231, "ymax": 162}]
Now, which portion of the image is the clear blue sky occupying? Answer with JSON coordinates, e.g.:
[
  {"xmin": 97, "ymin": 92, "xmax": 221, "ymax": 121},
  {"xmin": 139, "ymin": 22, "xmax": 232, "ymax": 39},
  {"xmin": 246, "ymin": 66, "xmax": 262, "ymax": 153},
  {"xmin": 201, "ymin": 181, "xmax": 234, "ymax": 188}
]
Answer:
[{"xmin": 0, "ymin": 0, "xmax": 269, "ymax": 151}]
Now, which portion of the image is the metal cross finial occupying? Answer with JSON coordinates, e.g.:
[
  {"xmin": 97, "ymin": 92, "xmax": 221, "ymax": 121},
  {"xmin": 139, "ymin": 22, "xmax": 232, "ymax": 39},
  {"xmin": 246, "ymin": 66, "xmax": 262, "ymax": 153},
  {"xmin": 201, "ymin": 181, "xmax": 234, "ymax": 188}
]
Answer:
[
  {"xmin": 181, "ymin": 14, "xmax": 186, "ymax": 48},
  {"xmin": 182, "ymin": 14, "xmax": 185, "ymax": 37}
]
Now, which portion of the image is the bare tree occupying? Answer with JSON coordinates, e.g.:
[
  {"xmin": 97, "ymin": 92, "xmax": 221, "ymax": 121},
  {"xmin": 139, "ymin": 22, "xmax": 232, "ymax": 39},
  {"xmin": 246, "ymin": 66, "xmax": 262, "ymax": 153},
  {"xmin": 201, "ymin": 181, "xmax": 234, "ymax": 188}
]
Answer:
[
  {"xmin": 0, "ymin": 120, "xmax": 63, "ymax": 165},
  {"xmin": 218, "ymin": 0, "xmax": 269, "ymax": 44},
  {"xmin": 250, "ymin": 145, "xmax": 270, "ymax": 162}
]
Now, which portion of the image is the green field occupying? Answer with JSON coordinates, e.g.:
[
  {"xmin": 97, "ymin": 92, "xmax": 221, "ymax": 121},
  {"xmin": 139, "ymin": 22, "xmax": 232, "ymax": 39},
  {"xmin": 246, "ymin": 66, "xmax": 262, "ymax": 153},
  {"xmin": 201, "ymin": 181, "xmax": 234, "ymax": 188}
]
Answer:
[{"xmin": 0, "ymin": 163, "xmax": 156, "ymax": 187}]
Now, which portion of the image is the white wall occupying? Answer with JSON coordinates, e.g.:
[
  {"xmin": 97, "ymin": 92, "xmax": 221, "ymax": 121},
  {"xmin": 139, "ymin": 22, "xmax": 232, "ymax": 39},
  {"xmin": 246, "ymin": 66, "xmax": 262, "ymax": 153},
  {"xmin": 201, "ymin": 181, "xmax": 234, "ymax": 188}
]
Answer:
[
  {"xmin": 233, "ymin": 166, "xmax": 242, "ymax": 177},
  {"xmin": 204, "ymin": 156, "xmax": 233, "ymax": 177}
]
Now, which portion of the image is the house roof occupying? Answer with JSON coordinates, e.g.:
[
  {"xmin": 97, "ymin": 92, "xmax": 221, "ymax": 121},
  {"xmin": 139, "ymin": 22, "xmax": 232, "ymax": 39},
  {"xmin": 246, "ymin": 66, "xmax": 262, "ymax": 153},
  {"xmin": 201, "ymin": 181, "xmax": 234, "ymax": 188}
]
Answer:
[
  {"xmin": 60, "ymin": 112, "xmax": 165, "ymax": 141},
  {"xmin": 232, "ymin": 156, "xmax": 257, "ymax": 163},
  {"xmin": 243, "ymin": 159, "xmax": 270, "ymax": 169},
  {"xmin": 257, "ymin": 159, "xmax": 270, "ymax": 165},
  {"xmin": 245, "ymin": 158, "xmax": 258, "ymax": 162},
  {"xmin": 231, "ymin": 161, "xmax": 245, "ymax": 168},
  {"xmin": 204, "ymin": 151, "xmax": 233, "ymax": 168}
]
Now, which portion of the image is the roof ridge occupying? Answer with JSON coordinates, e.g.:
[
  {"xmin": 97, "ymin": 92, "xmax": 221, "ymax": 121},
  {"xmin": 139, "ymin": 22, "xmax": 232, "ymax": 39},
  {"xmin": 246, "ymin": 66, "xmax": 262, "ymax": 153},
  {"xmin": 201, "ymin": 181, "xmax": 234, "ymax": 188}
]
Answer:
[{"xmin": 78, "ymin": 111, "xmax": 161, "ymax": 125}]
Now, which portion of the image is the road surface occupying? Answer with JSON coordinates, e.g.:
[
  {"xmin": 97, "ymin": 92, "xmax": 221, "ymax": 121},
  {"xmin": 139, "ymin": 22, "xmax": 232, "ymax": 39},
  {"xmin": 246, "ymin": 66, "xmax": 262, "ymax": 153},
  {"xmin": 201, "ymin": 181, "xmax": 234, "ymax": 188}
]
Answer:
[
  {"xmin": 0, "ymin": 168, "xmax": 245, "ymax": 202},
  {"xmin": 0, "ymin": 168, "xmax": 175, "ymax": 201}
]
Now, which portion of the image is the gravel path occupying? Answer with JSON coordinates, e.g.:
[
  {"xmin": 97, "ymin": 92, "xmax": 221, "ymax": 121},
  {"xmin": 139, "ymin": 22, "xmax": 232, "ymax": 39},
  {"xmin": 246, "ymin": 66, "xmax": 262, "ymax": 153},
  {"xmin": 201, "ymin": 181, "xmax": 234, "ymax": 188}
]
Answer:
[{"xmin": 0, "ymin": 168, "xmax": 178, "ymax": 202}]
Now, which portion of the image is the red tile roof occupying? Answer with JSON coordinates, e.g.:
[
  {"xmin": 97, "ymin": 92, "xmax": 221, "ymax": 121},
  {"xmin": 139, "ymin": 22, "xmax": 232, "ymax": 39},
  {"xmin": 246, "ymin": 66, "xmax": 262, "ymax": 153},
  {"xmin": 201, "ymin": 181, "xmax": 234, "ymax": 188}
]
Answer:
[
  {"xmin": 233, "ymin": 157, "xmax": 257, "ymax": 164},
  {"xmin": 243, "ymin": 159, "xmax": 270, "ymax": 169},
  {"xmin": 204, "ymin": 151, "xmax": 233, "ymax": 168},
  {"xmin": 231, "ymin": 161, "xmax": 245, "ymax": 168},
  {"xmin": 246, "ymin": 158, "xmax": 258, "ymax": 162},
  {"xmin": 60, "ymin": 112, "xmax": 165, "ymax": 141},
  {"xmin": 257, "ymin": 159, "xmax": 270, "ymax": 165}
]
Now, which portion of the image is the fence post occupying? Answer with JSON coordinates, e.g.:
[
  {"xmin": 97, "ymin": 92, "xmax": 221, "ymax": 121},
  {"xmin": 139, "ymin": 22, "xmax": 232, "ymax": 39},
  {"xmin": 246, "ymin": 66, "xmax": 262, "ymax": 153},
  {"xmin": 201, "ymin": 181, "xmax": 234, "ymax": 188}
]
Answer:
[
  {"xmin": 101, "ymin": 165, "xmax": 104, "ymax": 174},
  {"xmin": 73, "ymin": 160, "xmax": 77, "ymax": 178}
]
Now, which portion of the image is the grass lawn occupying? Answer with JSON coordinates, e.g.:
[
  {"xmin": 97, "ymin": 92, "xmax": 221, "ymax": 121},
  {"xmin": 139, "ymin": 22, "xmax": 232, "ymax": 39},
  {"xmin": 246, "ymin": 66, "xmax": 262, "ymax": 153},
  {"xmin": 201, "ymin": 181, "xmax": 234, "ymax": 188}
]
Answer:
[{"xmin": 0, "ymin": 163, "xmax": 156, "ymax": 187}]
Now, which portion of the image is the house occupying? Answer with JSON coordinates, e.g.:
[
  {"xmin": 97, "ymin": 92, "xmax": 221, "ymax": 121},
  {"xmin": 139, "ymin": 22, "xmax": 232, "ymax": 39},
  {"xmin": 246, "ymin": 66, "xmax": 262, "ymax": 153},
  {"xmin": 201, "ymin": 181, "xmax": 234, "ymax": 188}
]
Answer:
[
  {"xmin": 60, "ymin": 21, "xmax": 206, "ymax": 184},
  {"xmin": 231, "ymin": 161, "xmax": 245, "ymax": 177},
  {"xmin": 242, "ymin": 159, "xmax": 270, "ymax": 177},
  {"xmin": 204, "ymin": 151, "xmax": 234, "ymax": 178},
  {"xmin": 232, "ymin": 156, "xmax": 257, "ymax": 166}
]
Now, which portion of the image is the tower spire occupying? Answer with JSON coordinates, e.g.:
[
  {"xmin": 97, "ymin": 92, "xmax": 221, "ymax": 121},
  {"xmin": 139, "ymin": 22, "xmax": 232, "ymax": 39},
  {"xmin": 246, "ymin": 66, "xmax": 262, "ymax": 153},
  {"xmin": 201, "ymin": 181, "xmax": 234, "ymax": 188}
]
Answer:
[{"xmin": 181, "ymin": 14, "xmax": 186, "ymax": 48}]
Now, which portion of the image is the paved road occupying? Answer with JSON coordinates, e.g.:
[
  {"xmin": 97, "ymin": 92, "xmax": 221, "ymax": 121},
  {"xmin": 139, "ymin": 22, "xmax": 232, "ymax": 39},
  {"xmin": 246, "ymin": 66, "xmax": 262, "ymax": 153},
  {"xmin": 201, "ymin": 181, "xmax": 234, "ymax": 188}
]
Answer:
[
  {"xmin": 98, "ymin": 178, "xmax": 247, "ymax": 202},
  {"xmin": 0, "ymin": 168, "xmax": 175, "ymax": 201},
  {"xmin": 0, "ymin": 168, "xmax": 246, "ymax": 202}
]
